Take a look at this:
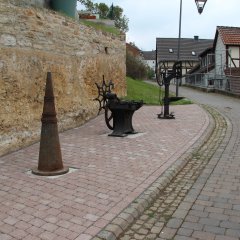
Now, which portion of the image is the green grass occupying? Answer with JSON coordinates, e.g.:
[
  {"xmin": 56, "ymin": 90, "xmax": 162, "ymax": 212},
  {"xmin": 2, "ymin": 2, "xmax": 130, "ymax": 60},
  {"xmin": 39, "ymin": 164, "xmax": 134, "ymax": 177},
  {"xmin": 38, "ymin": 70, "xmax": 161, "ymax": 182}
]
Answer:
[
  {"xmin": 123, "ymin": 77, "xmax": 161, "ymax": 105},
  {"xmin": 80, "ymin": 20, "xmax": 121, "ymax": 35},
  {"xmin": 123, "ymin": 77, "xmax": 192, "ymax": 105},
  {"xmin": 174, "ymin": 98, "xmax": 193, "ymax": 105}
]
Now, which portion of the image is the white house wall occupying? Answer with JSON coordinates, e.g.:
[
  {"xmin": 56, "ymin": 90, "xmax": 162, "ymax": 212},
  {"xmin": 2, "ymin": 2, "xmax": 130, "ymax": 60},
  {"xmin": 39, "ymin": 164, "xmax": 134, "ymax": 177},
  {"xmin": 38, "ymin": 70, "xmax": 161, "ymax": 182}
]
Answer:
[
  {"xmin": 143, "ymin": 60, "xmax": 156, "ymax": 70},
  {"xmin": 215, "ymin": 36, "xmax": 226, "ymax": 77},
  {"xmin": 229, "ymin": 46, "xmax": 240, "ymax": 67}
]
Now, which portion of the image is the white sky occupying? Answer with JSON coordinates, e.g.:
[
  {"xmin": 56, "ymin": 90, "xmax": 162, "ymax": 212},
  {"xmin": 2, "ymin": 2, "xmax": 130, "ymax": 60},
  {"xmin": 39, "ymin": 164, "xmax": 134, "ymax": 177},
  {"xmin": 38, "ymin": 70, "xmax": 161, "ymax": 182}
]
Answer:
[{"xmin": 77, "ymin": 0, "xmax": 240, "ymax": 51}]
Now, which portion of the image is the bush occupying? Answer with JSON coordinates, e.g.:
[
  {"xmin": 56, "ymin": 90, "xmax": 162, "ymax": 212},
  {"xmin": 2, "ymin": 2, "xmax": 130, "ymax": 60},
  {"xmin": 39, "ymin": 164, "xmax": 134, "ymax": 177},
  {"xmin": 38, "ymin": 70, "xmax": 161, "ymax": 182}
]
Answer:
[
  {"xmin": 147, "ymin": 66, "xmax": 155, "ymax": 79},
  {"xmin": 126, "ymin": 52, "xmax": 147, "ymax": 80}
]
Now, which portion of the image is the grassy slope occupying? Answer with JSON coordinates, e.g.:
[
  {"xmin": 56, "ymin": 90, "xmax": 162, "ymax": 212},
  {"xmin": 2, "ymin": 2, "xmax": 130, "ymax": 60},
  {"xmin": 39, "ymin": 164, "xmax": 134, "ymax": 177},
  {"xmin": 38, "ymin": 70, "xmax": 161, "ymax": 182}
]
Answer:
[
  {"xmin": 123, "ymin": 77, "xmax": 192, "ymax": 105},
  {"xmin": 80, "ymin": 20, "xmax": 121, "ymax": 36},
  {"xmin": 124, "ymin": 77, "xmax": 161, "ymax": 105}
]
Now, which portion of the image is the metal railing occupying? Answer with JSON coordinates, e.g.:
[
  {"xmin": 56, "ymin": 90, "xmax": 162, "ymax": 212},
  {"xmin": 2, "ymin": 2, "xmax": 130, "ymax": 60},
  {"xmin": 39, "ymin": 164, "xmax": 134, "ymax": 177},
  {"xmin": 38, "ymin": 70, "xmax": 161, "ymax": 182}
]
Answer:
[{"xmin": 185, "ymin": 73, "xmax": 229, "ymax": 91}]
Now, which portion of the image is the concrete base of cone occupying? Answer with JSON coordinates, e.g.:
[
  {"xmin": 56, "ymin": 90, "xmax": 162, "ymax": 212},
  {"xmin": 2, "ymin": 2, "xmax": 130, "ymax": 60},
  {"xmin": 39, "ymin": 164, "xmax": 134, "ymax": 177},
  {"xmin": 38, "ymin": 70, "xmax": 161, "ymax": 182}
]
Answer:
[{"xmin": 32, "ymin": 166, "xmax": 69, "ymax": 176}]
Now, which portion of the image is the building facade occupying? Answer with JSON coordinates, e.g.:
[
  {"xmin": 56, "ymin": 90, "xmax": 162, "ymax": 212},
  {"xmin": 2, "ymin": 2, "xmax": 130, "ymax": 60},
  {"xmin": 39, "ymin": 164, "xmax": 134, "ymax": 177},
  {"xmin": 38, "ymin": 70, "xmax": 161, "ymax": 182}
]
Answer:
[
  {"xmin": 186, "ymin": 26, "xmax": 240, "ymax": 93},
  {"xmin": 156, "ymin": 36, "xmax": 213, "ymax": 84}
]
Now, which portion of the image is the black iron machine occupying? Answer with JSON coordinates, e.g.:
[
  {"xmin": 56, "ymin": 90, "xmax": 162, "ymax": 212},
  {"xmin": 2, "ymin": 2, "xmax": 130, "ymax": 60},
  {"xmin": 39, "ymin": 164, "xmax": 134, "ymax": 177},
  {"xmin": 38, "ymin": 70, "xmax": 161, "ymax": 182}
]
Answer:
[{"xmin": 95, "ymin": 76, "xmax": 143, "ymax": 137}]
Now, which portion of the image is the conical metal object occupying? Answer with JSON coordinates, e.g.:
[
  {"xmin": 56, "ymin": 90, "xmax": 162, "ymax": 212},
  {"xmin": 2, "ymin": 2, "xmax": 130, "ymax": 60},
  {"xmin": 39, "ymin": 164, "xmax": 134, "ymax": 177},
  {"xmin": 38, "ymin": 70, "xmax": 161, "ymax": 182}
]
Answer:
[{"xmin": 32, "ymin": 72, "xmax": 69, "ymax": 176}]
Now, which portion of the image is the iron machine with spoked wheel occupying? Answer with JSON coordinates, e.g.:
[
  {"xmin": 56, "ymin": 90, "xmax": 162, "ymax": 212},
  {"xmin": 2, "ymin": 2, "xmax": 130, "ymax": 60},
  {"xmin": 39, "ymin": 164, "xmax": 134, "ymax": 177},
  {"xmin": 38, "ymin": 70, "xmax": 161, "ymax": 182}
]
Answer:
[{"xmin": 95, "ymin": 76, "xmax": 143, "ymax": 137}]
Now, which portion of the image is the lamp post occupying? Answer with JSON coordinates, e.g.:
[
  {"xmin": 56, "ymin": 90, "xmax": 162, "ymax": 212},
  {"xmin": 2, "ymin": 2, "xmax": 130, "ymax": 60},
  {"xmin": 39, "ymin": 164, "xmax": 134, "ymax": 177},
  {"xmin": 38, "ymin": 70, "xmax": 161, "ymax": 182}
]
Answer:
[
  {"xmin": 176, "ymin": 0, "xmax": 207, "ymax": 96},
  {"xmin": 176, "ymin": 0, "xmax": 182, "ymax": 97},
  {"xmin": 195, "ymin": 0, "xmax": 207, "ymax": 14}
]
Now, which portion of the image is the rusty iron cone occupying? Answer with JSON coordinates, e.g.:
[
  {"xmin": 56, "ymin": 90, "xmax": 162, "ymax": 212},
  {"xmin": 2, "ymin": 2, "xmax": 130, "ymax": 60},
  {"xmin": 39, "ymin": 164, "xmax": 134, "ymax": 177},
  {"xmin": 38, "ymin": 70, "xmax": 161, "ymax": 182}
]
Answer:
[{"xmin": 32, "ymin": 72, "xmax": 69, "ymax": 176}]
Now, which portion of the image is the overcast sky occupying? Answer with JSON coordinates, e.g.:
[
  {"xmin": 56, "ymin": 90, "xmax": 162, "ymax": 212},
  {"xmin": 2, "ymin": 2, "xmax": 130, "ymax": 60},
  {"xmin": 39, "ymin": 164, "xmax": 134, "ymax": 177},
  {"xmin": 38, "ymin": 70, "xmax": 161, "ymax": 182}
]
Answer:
[{"xmin": 77, "ymin": 0, "xmax": 240, "ymax": 51}]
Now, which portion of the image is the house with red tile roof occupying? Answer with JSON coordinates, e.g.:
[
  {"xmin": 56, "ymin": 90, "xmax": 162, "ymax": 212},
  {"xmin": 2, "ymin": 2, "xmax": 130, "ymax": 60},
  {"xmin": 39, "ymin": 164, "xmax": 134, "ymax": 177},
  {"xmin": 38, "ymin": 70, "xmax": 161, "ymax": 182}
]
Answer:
[
  {"xmin": 126, "ymin": 42, "xmax": 142, "ymax": 58},
  {"xmin": 213, "ymin": 26, "xmax": 240, "ymax": 76},
  {"xmin": 186, "ymin": 26, "xmax": 240, "ymax": 94}
]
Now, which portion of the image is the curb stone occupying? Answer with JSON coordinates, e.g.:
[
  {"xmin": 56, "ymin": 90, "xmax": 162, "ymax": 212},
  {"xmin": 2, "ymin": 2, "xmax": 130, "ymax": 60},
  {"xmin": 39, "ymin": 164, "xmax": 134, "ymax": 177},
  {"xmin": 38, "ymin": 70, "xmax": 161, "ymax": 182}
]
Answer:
[{"xmin": 92, "ymin": 105, "xmax": 216, "ymax": 240}]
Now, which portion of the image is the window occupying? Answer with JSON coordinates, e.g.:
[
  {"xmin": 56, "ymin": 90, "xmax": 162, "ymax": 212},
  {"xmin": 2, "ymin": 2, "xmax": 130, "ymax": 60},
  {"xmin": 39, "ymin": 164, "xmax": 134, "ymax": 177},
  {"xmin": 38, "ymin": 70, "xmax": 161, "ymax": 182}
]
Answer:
[
  {"xmin": 192, "ymin": 51, "xmax": 196, "ymax": 56},
  {"xmin": 169, "ymin": 48, "xmax": 173, "ymax": 53}
]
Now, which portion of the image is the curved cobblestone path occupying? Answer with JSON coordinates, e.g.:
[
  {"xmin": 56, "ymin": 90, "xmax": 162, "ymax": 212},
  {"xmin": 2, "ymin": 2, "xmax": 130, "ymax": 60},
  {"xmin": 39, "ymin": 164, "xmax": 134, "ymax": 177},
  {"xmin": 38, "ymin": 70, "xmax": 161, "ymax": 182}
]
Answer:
[
  {"xmin": 96, "ymin": 86, "xmax": 240, "ymax": 240},
  {"xmin": 118, "ymin": 106, "xmax": 228, "ymax": 240}
]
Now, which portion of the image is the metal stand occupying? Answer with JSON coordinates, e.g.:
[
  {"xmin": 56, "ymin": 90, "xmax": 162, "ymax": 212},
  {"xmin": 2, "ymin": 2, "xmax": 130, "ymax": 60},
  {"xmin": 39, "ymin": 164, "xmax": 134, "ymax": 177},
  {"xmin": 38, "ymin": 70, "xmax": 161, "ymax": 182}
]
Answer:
[
  {"xmin": 157, "ymin": 61, "xmax": 184, "ymax": 119},
  {"xmin": 95, "ymin": 77, "xmax": 143, "ymax": 137}
]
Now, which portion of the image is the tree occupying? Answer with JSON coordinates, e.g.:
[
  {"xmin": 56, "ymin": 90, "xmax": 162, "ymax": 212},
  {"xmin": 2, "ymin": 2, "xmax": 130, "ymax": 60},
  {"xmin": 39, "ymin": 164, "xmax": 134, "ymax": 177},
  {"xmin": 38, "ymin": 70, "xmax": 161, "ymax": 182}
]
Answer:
[
  {"xmin": 106, "ymin": 4, "xmax": 128, "ymax": 32},
  {"xmin": 107, "ymin": 3, "xmax": 115, "ymax": 20},
  {"xmin": 78, "ymin": 0, "xmax": 129, "ymax": 32},
  {"xmin": 112, "ymin": 5, "xmax": 123, "ymax": 20},
  {"xmin": 115, "ymin": 15, "xmax": 129, "ymax": 33},
  {"xmin": 126, "ymin": 52, "xmax": 148, "ymax": 80},
  {"xmin": 78, "ymin": 0, "xmax": 94, "ymax": 12},
  {"xmin": 97, "ymin": 3, "xmax": 109, "ymax": 19},
  {"xmin": 147, "ymin": 67, "xmax": 155, "ymax": 79}
]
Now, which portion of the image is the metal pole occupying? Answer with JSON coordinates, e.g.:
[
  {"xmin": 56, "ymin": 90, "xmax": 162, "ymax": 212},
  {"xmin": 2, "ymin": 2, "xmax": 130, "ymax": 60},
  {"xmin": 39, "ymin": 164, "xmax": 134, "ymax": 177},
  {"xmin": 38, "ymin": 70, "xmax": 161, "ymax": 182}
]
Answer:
[{"xmin": 176, "ymin": 0, "xmax": 182, "ymax": 97}]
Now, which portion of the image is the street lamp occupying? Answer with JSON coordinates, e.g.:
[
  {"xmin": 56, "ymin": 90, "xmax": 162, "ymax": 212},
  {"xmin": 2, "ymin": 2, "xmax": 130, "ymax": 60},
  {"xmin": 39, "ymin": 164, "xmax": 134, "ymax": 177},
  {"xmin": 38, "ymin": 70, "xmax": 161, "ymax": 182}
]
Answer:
[
  {"xmin": 176, "ymin": 0, "xmax": 207, "ymax": 96},
  {"xmin": 195, "ymin": 0, "xmax": 207, "ymax": 14}
]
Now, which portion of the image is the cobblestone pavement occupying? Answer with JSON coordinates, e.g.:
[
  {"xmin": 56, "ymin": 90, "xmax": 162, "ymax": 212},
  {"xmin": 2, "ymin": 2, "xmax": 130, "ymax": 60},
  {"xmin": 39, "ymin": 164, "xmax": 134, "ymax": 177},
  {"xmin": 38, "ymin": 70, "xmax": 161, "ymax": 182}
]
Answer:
[
  {"xmin": 2, "ymin": 84, "xmax": 240, "ymax": 240},
  {"xmin": 170, "ymin": 87, "xmax": 240, "ymax": 240},
  {"xmin": 121, "ymin": 107, "xmax": 229, "ymax": 240},
  {"xmin": 0, "ymin": 105, "xmax": 209, "ymax": 240},
  {"xmin": 95, "ymin": 106, "xmax": 228, "ymax": 240},
  {"xmin": 98, "ymin": 85, "xmax": 240, "ymax": 240}
]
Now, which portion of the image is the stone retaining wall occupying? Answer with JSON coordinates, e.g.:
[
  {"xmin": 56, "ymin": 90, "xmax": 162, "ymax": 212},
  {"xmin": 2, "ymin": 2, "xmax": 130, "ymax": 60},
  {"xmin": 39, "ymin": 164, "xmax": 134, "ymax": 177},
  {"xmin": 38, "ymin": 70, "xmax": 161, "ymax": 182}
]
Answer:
[{"xmin": 0, "ymin": 0, "xmax": 126, "ymax": 156}]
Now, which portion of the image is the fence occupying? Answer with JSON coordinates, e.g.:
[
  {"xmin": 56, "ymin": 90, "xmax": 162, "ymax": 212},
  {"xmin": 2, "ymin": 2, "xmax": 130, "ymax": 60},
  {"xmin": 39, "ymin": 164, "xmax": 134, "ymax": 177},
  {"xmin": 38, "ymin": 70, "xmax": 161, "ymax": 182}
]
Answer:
[{"xmin": 185, "ymin": 73, "xmax": 230, "ymax": 91}]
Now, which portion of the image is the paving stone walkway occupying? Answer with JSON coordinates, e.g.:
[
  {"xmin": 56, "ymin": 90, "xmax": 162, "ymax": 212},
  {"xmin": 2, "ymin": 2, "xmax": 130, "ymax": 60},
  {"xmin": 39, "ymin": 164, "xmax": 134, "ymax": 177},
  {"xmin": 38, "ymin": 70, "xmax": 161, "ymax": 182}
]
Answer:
[
  {"xmin": 92, "ymin": 106, "xmax": 227, "ymax": 240},
  {"xmin": 113, "ymin": 106, "xmax": 228, "ymax": 240},
  {"xmin": 0, "ymin": 105, "xmax": 209, "ymax": 240},
  {"xmin": 2, "ymin": 84, "xmax": 239, "ymax": 240},
  {"xmin": 105, "ymin": 84, "xmax": 240, "ymax": 240}
]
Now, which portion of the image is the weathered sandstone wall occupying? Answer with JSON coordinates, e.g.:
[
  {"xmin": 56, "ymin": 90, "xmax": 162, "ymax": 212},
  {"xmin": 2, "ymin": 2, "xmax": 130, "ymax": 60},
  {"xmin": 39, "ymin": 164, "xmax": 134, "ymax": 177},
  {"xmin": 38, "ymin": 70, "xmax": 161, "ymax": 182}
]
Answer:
[{"xmin": 0, "ymin": 0, "xmax": 126, "ymax": 156}]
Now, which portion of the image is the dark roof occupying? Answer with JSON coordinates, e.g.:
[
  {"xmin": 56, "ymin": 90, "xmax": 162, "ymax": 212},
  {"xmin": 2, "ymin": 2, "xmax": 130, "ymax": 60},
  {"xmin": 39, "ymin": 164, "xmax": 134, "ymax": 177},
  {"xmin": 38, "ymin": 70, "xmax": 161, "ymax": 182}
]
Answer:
[
  {"xmin": 156, "ymin": 37, "xmax": 213, "ymax": 61},
  {"xmin": 213, "ymin": 26, "xmax": 240, "ymax": 49},
  {"xmin": 141, "ymin": 51, "xmax": 156, "ymax": 60},
  {"xmin": 199, "ymin": 47, "xmax": 214, "ymax": 58}
]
